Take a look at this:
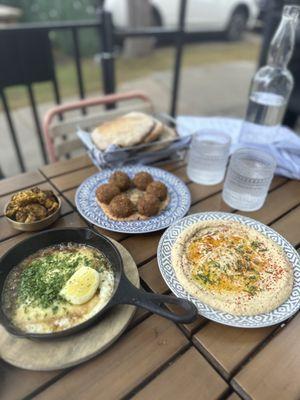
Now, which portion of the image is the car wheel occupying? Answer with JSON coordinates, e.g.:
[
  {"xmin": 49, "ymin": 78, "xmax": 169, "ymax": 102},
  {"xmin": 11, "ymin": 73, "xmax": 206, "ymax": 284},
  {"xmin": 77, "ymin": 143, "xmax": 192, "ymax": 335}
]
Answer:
[
  {"xmin": 151, "ymin": 7, "xmax": 163, "ymax": 45},
  {"xmin": 152, "ymin": 6, "xmax": 162, "ymax": 27},
  {"xmin": 225, "ymin": 8, "xmax": 248, "ymax": 41}
]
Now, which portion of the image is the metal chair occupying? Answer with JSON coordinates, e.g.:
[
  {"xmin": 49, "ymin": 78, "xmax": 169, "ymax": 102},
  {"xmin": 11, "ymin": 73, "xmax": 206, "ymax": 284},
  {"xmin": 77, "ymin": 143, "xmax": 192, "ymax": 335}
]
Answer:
[{"xmin": 42, "ymin": 91, "xmax": 153, "ymax": 163}]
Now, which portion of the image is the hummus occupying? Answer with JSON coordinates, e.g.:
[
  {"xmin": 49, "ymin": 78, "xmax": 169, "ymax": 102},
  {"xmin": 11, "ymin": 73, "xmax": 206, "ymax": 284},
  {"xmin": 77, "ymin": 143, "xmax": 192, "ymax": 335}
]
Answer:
[{"xmin": 171, "ymin": 221, "xmax": 293, "ymax": 316}]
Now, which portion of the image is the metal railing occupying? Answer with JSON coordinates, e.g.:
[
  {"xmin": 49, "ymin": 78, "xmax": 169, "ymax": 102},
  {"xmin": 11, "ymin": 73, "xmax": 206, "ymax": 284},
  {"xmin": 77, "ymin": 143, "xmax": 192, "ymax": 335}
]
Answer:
[
  {"xmin": 0, "ymin": 11, "xmax": 115, "ymax": 172},
  {"xmin": 0, "ymin": 0, "xmax": 188, "ymax": 174}
]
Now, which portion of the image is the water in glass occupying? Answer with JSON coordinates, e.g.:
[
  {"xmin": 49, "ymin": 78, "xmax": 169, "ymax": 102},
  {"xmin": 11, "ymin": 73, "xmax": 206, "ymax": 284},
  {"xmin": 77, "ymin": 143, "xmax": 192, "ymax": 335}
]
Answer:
[
  {"xmin": 222, "ymin": 148, "xmax": 276, "ymax": 212},
  {"xmin": 187, "ymin": 130, "xmax": 231, "ymax": 185}
]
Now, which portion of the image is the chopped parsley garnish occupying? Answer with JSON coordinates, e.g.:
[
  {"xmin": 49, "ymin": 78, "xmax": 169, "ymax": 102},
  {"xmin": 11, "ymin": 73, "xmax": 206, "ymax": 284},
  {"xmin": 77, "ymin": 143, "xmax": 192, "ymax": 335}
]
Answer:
[
  {"xmin": 244, "ymin": 285, "xmax": 258, "ymax": 296},
  {"xmin": 250, "ymin": 240, "xmax": 260, "ymax": 249},
  {"xmin": 17, "ymin": 247, "xmax": 107, "ymax": 309},
  {"xmin": 248, "ymin": 275, "xmax": 258, "ymax": 281},
  {"xmin": 236, "ymin": 260, "xmax": 244, "ymax": 271},
  {"xmin": 251, "ymin": 240, "xmax": 267, "ymax": 252},
  {"xmin": 196, "ymin": 272, "xmax": 214, "ymax": 285},
  {"xmin": 209, "ymin": 260, "xmax": 221, "ymax": 269},
  {"xmin": 236, "ymin": 245, "xmax": 245, "ymax": 254}
]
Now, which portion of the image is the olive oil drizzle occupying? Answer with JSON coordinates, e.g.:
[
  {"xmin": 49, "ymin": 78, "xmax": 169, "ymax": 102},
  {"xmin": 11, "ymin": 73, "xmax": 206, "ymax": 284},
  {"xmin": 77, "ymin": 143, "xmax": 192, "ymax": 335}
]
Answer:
[{"xmin": 187, "ymin": 233, "xmax": 269, "ymax": 296}]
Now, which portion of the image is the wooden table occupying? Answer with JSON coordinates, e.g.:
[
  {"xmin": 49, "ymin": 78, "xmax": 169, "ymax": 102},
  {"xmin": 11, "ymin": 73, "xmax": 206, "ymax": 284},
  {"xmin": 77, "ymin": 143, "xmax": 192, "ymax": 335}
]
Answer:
[{"xmin": 0, "ymin": 155, "xmax": 300, "ymax": 400}]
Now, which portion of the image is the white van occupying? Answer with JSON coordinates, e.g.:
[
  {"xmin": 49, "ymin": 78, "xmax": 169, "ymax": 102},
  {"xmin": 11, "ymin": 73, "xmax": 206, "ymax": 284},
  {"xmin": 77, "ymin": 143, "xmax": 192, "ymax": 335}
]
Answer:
[{"xmin": 105, "ymin": 0, "xmax": 259, "ymax": 41}]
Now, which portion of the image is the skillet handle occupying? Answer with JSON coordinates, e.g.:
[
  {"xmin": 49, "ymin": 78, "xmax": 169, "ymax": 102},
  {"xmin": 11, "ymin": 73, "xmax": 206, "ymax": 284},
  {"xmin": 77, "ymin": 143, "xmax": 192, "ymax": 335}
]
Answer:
[{"xmin": 111, "ymin": 276, "xmax": 198, "ymax": 324}]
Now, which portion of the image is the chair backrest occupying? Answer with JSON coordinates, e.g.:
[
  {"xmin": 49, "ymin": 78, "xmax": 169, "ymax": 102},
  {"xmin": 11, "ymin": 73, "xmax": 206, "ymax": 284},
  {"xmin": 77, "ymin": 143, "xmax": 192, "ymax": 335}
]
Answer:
[{"xmin": 43, "ymin": 91, "xmax": 154, "ymax": 162}]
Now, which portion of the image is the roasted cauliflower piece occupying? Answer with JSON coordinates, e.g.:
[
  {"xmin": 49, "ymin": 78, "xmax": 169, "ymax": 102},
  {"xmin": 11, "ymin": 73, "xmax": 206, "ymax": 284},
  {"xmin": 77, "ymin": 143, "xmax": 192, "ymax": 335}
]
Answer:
[{"xmin": 5, "ymin": 187, "xmax": 59, "ymax": 223}]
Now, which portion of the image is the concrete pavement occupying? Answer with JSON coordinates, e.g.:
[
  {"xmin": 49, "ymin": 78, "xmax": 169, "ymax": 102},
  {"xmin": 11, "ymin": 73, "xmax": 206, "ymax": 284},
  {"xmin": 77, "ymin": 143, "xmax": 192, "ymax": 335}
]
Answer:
[{"xmin": 0, "ymin": 60, "xmax": 255, "ymax": 177}]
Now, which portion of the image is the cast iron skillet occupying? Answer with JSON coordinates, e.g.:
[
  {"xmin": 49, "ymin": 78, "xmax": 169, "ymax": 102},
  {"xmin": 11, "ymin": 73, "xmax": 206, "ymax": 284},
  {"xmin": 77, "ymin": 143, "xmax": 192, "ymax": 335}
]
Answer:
[{"xmin": 0, "ymin": 228, "xmax": 198, "ymax": 339}]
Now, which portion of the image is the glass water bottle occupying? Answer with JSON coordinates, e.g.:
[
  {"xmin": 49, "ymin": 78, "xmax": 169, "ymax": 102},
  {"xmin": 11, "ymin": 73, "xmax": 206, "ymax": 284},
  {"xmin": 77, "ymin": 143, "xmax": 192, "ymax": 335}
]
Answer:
[{"xmin": 240, "ymin": 5, "xmax": 300, "ymax": 144}]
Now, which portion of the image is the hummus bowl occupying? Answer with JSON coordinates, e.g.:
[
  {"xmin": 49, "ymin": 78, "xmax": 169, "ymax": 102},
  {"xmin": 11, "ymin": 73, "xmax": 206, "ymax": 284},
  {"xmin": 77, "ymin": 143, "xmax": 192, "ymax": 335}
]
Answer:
[{"xmin": 157, "ymin": 212, "xmax": 300, "ymax": 328}]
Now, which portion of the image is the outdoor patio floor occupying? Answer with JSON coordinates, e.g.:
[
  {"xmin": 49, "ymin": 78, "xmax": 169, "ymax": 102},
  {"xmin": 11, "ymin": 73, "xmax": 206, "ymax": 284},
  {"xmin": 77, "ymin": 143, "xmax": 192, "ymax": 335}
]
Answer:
[{"xmin": 0, "ymin": 60, "xmax": 255, "ymax": 177}]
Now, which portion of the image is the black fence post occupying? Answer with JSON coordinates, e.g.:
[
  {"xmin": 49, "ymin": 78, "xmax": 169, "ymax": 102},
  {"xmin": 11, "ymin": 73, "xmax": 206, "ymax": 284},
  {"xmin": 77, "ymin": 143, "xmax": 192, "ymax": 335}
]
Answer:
[
  {"xmin": 26, "ymin": 84, "xmax": 48, "ymax": 163},
  {"xmin": 72, "ymin": 27, "xmax": 86, "ymax": 115},
  {"xmin": 51, "ymin": 75, "xmax": 64, "ymax": 122},
  {"xmin": 48, "ymin": 32, "xmax": 63, "ymax": 121},
  {"xmin": 170, "ymin": 0, "xmax": 187, "ymax": 118},
  {"xmin": 52, "ymin": 77, "xmax": 62, "ymax": 120},
  {"xmin": 0, "ymin": 89, "xmax": 26, "ymax": 172},
  {"xmin": 96, "ymin": 8, "xmax": 116, "ymax": 109}
]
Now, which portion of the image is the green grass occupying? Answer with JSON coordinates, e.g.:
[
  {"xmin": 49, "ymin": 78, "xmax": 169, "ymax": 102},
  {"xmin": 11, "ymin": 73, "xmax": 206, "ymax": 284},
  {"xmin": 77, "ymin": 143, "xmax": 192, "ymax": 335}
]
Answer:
[{"xmin": 2, "ymin": 38, "xmax": 259, "ymax": 110}]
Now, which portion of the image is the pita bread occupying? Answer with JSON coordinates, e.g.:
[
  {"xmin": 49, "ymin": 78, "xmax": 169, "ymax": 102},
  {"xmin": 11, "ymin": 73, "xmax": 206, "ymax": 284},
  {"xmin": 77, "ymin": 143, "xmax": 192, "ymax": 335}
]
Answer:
[
  {"xmin": 91, "ymin": 112, "xmax": 155, "ymax": 150},
  {"xmin": 158, "ymin": 125, "xmax": 177, "ymax": 141},
  {"xmin": 143, "ymin": 120, "xmax": 164, "ymax": 143},
  {"xmin": 141, "ymin": 125, "xmax": 178, "ymax": 152}
]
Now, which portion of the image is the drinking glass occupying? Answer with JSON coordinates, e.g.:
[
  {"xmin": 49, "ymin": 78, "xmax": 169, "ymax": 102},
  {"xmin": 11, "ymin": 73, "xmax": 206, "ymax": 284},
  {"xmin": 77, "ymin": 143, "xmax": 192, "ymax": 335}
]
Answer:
[
  {"xmin": 187, "ymin": 130, "xmax": 231, "ymax": 185},
  {"xmin": 222, "ymin": 147, "xmax": 276, "ymax": 212}
]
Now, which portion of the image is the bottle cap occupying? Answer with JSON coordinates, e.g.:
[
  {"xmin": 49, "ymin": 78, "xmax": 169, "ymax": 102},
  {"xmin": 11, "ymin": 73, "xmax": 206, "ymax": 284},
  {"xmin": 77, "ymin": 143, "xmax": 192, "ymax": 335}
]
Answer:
[{"xmin": 283, "ymin": 5, "xmax": 300, "ymax": 22}]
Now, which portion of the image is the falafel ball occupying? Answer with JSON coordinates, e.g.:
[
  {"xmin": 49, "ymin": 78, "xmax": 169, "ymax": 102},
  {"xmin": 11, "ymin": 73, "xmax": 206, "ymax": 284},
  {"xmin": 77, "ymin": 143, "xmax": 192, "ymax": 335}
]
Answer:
[
  {"xmin": 133, "ymin": 171, "xmax": 153, "ymax": 191},
  {"xmin": 146, "ymin": 181, "xmax": 168, "ymax": 200},
  {"xmin": 109, "ymin": 171, "xmax": 131, "ymax": 191},
  {"xmin": 109, "ymin": 194, "xmax": 135, "ymax": 218},
  {"xmin": 137, "ymin": 194, "xmax": 160, "ymax": 217},
  {"xmin": 96, "ymin": 183, "xmax": 120, "ymax": 204}
]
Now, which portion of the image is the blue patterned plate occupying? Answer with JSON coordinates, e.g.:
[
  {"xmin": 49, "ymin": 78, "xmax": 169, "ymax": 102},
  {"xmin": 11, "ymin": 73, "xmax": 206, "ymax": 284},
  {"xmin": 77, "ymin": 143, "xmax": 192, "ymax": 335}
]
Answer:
[
  {"xmin": 157, "ymin": 212, "xmax": 300, "ymax": 328},
  {"xmin": 75, "ymin": 166, "xmax": 191, "ymax": 234}
]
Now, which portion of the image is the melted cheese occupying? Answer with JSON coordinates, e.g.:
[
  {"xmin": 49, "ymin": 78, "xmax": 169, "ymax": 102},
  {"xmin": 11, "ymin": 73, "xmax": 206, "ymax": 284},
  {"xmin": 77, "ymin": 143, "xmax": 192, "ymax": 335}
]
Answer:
[{"xmin": 4, "ymin": 244, "xmax": 115, "ymax": 334}]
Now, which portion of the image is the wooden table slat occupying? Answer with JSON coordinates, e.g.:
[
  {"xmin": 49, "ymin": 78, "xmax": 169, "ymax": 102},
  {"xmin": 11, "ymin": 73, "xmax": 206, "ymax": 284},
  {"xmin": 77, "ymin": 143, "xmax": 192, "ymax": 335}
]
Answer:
[
  {"xmin": 271, "ymin": 205, "xmax": 300, "ymax": 247},
  {"xmin": 62, "ymin": 188, "xmax": 77, "ymax": 206},
  {"xmin": 189, "ymin": 176, "xmax": 288, "ymax": 216},
  {"xmin": 132, "ymin": 347, "xmax": 228, "ymax": 400},
  {"xmin": 193, "ymin": 323, "xmax": 276, "ymax": 379},
  {"xmin": 122, "ymin": 233, "xmax": 160, "ymax": 266},
  {"xmin": 139, "ymin": 258, "xmax": 169, "ymax": 294},
  {"xmin": 50, "ymin": 166, "xmax": 98, "ymax": 192},
  {"xmin": 189, "ymin": 192, "xmax": 232, "ymax": 215},
  {"xmin": 232, "ymin": 313, "xmax": 300, "ymax": 400},
  {"xmin": 154, "ymin": 159, "xmax": 186, "ymax": 172},
  {"xmin": 0, "ymin": 171, "xmax": 45, "ymax": 197},
  {"xmin": 226, "ymin": 392, "xmax": 242, "ymax": 400},
  {"xmin": 0, "ymin": 361, "xmax": 59, "ymax": 400},
  {"xmin": 240, "ymin": 180, "xmax": 300, "ymax": 225},
  {"xmin": 268, "ymin": 176, "xmax": 288, "ymax": 190},
  {"xmin": 139, "ymin": 259, "xmax": 206, "ymax": 335},
  {"xmin": 189, "ymin": 181, "xmax": 223, "ymax": 202},
  {"xmin": 0, "ymin": 213, "xmax": 87, "ymax": 257},
  {"xmin": 0, "ymin": 309, "xmax": 153, "ymax": 400},
  {"xmin": 0, "ymin": 156, "xmax": 298, "ymax": 400},
  {"xmin": 40, "ymin": 155, "xmax": 93, "ymax": 178},
  {"xmin": 34, "ymin": 315, "xmax": 188, "ymax": 400}
]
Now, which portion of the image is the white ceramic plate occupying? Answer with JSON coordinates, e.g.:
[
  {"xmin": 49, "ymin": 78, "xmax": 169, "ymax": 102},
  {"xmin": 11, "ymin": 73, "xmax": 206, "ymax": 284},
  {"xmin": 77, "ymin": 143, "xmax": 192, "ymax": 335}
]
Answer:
[
  {"xmin": 157, "ymin": 212, "xmax": 300, "ymax": 328},
  {"xmin": 75, "ymin": 165, "xmax": 191, "ymax": 234}
]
